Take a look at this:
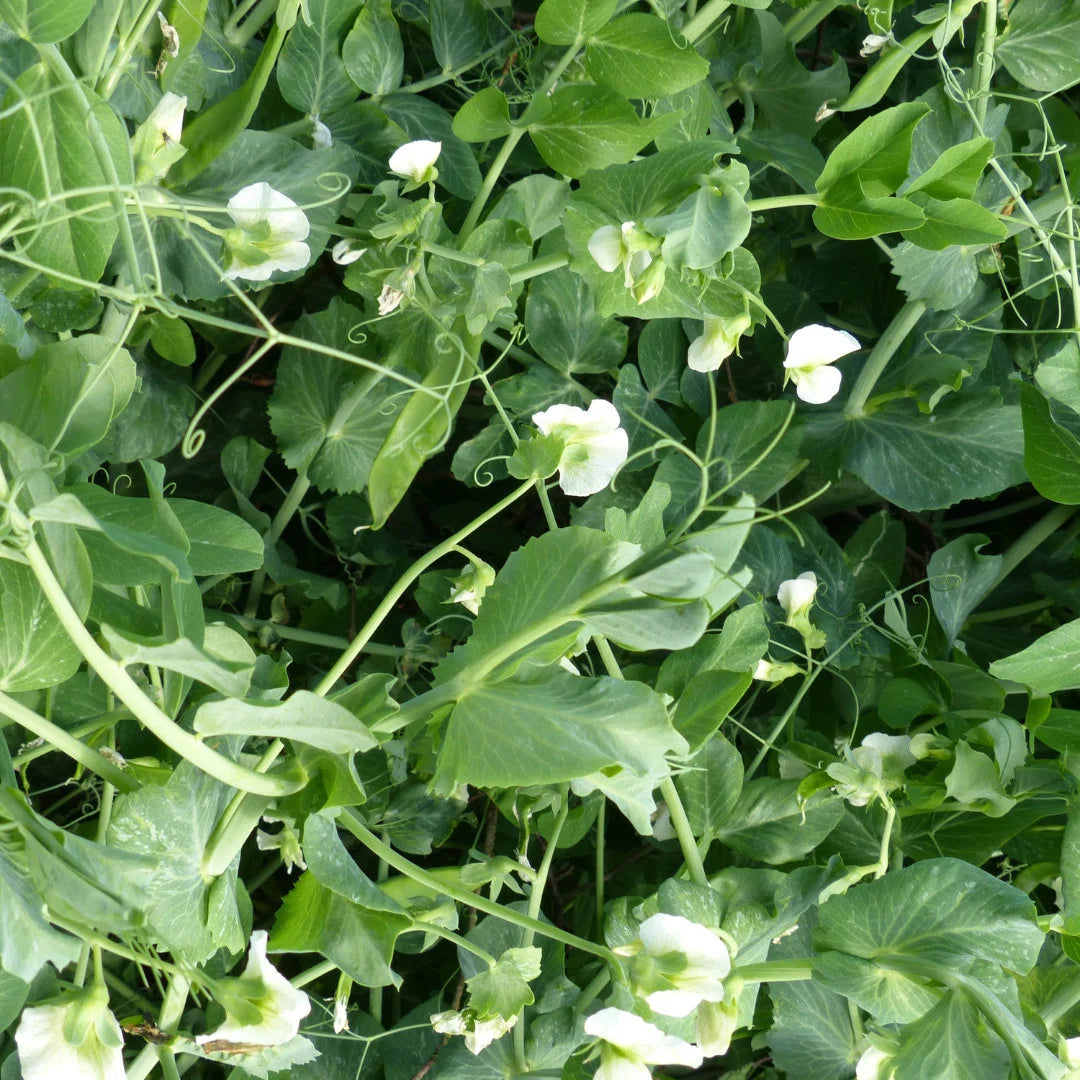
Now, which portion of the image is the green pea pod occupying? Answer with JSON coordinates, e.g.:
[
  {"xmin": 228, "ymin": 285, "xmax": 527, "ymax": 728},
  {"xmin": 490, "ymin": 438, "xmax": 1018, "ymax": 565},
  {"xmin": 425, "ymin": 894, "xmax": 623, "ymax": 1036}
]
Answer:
[
  {"xmin": 170, "ymin": 21, "xmax": 287, "ymax": 186},
  {"xmin": 367, "ymin": 328, "xmax": 476, "ymax": 529},
  {"xmin": 160, "ymin": 0, "xmax": 210, "ymax": 92}
]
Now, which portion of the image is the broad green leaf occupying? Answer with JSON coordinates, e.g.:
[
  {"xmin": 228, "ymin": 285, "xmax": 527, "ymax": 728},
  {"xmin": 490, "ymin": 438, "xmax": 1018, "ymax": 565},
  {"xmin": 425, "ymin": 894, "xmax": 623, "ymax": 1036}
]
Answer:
[
  {"xmin": 194, "ymin": 691, "xmax": 378, "ymax": 753},
  {"xmin": 927, "ymin": 534, "xmax": 1002, "ymax": 645},
  {"xmin": 525, "ymin": 86, "xmax": 677, "ymax": 179},
  {"xmin": 434, "ymin": 668, "xmax": 685, "ymax": 791},
  {"xmin": 452, "ymin": 87, "xmax": 512, "ymax": 142},
  {"xmin": 672, "ymin": 671, "xmax": 751, "ymax": 752},
  {"xmin": 303, "ymin": 814, "xmax": 405, "ymax": 913},
  {"xmin": 944, "ymin": 741, "xmax": 1015, "ymax": 817},
  {"xmin": 0, "ymin": 970, "xmax": 28, "ymax": 1033},
  {"xmin": 269, "ymin": 298, "xmax": 405, "ymax": 496},
  {"xmin": 890, "ymin": 993, "xmax": 1011, "ymax": 1080},
  {"xmin": 466, "ymin": 946, "xmax": 541, "ymax": 1018},
  {"xmin": 998, "ymin": 0, "xmax": 1080, "ymax": 93},
  {"xmin": 891, "ymin": 241, "xmax": 980, "ymax": 311},
  {"xmin": 1020, "ymin": 383, "xmax": 1080, "ymax": 503},
  {"xmin": 845, "ymin": 395, "xmax": 1026, "ymax": 511},
  {"xmin": 585, "ymin": 15, "xmax": 709, "ymax": 99},
  {"xmin": 1032, "ymin": 710, "xmax": 1080, "ymax": 754},
  {"xmin": 814, "ymin": 858, "xmax": 1044, "ymax": 972},
  {"xmin": 816, "ymin": 102, "xmax": 931, "ymax": 196},
  {"xmin": 990, "ymin": 618, "xmax": 1080, "ymax": 692},
  {"xmin": 1035, "ymin": 339, "xmax": 1080, "ymax": 414},
  {"xmin": 108, "ymin": 758, "xmax": 248, "ymax": 962},
  {"xmin": 428, "ymin": 0, "xmax": 487, "ymax": 72},
  {"xmin": 0, "ymin": 336, "xmax": 135, "ymax": 460},
  {"xmin": 675, "ymin": 734, "xmax": 744, "ymax": 837},
  {"xmin": 488, "ymin": 174, "xmax": 571, "ymax": 241},
  {"xmin": 904, "ymin": 136, "xmax": 994, "ymax": 200},
  {"xmin": 0, "ymin": 65, "xmax": 131, "ymax": 280},
  {"xmin": 714, "ymin": 780, "xmax": 844, "ymax": 864},
  {"xmin": 342, "ymin": 0, "xmax": 403, "ymax": 95},
  {"xmin": 524, "ymin": 267, "xmax": 627, "ymax": 374},
  {"xmin": 271, "ymin": 871, "xmax": 408, "ymax": 987},
  {"xmin": 0, "ymin": 0, "xmax": 94, "ymax": 42},
  {"xmin": 534, "ymin": 0, "xmax": 615, "ymax": 45},
  {"xmin": 25, "ymin": 285, "xmax": 102, "ymax": 333},
  {"xmin": 276, "ymin": 0, "xmax": 363, "ymax": 114},
  {"xmin": 902, "ymin": 194, "xmax": 1007, "ymax": 251},
  {"xmin": 148, "ymin": 314, "xmax": 197, "ymax": 368},
  {"xmin": 814, "ymin": 951, "xmax": 939, "ymax": 1024},
  {"xmin": 1063, "ymin": 799, "xmax": 1080, "ymax": 928},
  {"xmin": 814, "ymin": 177, "xmax": 926, "ymax": 241},
  {"xmin": 0, "ymin": 561, "xmax": 80, "ymax": 692}
]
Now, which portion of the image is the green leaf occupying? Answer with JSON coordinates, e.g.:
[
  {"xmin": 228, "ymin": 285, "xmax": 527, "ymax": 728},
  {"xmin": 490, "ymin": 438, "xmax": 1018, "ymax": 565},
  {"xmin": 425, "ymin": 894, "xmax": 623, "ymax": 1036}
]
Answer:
[
  {"xmin": 813, "ymin": 177, "xmax": 926, "ymax": 241},
  {"xmin": 524, "ymin": 268, "xmax": 627, "ymax": 374},
  {"xmin": 891, "ymin": 241, "xmax": 979, "ymax": 312},
  {"xmin": 1035, "ymin": 339, "xmax": 1080, "ymax": 414},
  {"xmin": 927, "ymin": 534, "xmax": 1002, "ymax": 645},
  {"xmin": 1020, "ymin": 383, "xmax": 1080, "ymax": 503},
  {"xmin": 342, "ymin": 0, "xmax": 403, "ymax": 96},
  {"xmin": 675, "ymin": 734, "xmax": 744, "ymax": 837},
  {"xmin": 585, "ymin": 14, "xmax": 709, "ymax": 98},
  {"xmin": 276, "ymin": 0, "xmax": 363, "ymax": 114},
  {"xmin": 428, "ymin": 0, "xmax": 487, "ymax": 72},
  {"xmin": 990, "ymin": 618, "xmax": 1080, "ymax": 692},
  {"xmin": 271, "ymin": 870, "xmax": 409, "ymax": 986},
  {"xmin": 998, "ymin": 0, "xmax": 1080, "ymax": 93},
  {"xmin": 890, "ymin": 993, "xmax": 1011, "ymax": 1080},
  {"xmin": 714, "ymin": 780, "xmax": 844, "ymax": 864},
  {"xmin": 0, "ymin": 64, "xmax": 131, "ymax": 280},
  {"xmin": 269, "ymin": 298, "xmax": 405, "ymax": 496},
  {"xmin": 902, "ymin": 194, "xmax": 1008, "ymax": 250},
  {"xmin": 814, "ymin": 858, "xmax": 1044, "ymax": 972},
  {"xmin": 303, "ymin": 814, "xmax": 404, "ymax": 913},
  {"xmin": 466, "ymin": 946, "xmax": 542, "ymax": 1018},
  {"xmin": 452, "ymin": 87, "xmax": 512, "ymax": 142},
  {"xmin": 525, "ymin": 86, "xmax": 677, "ymax": 178},
  {"xmin": 816, "ymin": 102, "xmax": 931, "ymax": 196},
  {"xmin": 148, "ymin": 313, "xmax": 196, "ymax": 367},
  {"xmin": 0, "ymin": 0, "xmax": 94, "ymax": 42},
  {"xmin": 904, "ymin": 136, "xmax": 994, "ymax": 200},
  {"xmin": 845, "ymin": 395, "xmax": 1026, "ymax": 512},
  {"xmin": 814, "ymin": 951, "xmax": 940, "ymax": 1024},
  {"xmin": 0, "ymin": 561, "xmax": 80, "ymax": 691},
  {"xmin": 534, "ymin": 0, "xmax": 615, "ymax": 45},
  {"xmin": 1032, "ymin": 709, "xmax": 1080, "ymax": 754},
  {"xmin": 0, "ymin": 970, "xmax": 28, "ymax": 1033},
  {"xmin": 944, "ymin": 741, "xmax": 1015, "ymax": 817},
  {"xmin": 672, "ymin": 671, "xmax": 752, "ymax": 753},
  {"xmin": 194, "ymin": 691, "xmax": 378, "ymax": 753}
]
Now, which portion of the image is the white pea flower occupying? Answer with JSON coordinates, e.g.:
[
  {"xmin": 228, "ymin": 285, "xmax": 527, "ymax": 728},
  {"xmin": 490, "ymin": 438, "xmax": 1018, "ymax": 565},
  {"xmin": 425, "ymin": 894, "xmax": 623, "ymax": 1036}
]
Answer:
[
  {"xmin": 619, "ymin": 913, "xmax": 731, "ymax": 1017},
  {"xmin": 222, "ymin": 183, "xmax": 311, "ymax": 282},
  {"xmin": 588, "ymin": 221, "xmax": 656, "ymax": 291},
  {"xmin": 782, "ymin": 324, "xmax": 860, "ymax": 404},
  {"xmin": 197, "ymin": 930, "xmax": 311, "ymax": 1047},
  {"xmin": 331, "ymin": 239, "xmax": 367, "ymax": 265},
  {"xmin": 687, "ymin": 312, "xmax": 752, "ymax": 372},
  {"xmin": 860, "ymin": 33, "xmax": 891, "ymax": 57},
  {"xmin": 431, "ymin": 1009, "xmax": 517, "ymax": 1055},
  {"xmin": 777, "ymin": 571, "xmax": 826, "ymax": 649},
  {"xmin": 255, "ymin": 817, "xmax": 306, "ymax": 874},
  {"xmin": 583, "ymin": 1007, "xmax": 703, "ymax": 1080},
  {"xmin": 828, "ymin": 733, "xmax": 917, "ymax": 808},
  {"xmin": 1059, "ymin": 1035, "xmax": 1080, "ymax": 1069},
  {"xmin": 630, "ymin": 258, "xmax": 666, "ymax": 305},
  {"xmin": 15, "ymin": 986, "xmax": 125, "ymax": 1080},
  {"xmin": 311, "ymin": 115, "xmax": 332, "ymax": 149},
  {"xmin": 389, "ymin": 139, "xmax": 442, "ymax": 185},
  {"xmin": 531, "ymin": 400, "xmax": 629, "ymax": 497},
  {"xmin": 132, "ymin": 92, "xmax": 188, "ymax": 181},
  {"xmin": 695, "ymin": 997, "xmax": 739, "ymax": 1057},
  {"xmin": 855, "ymin": 1037, "xmax": 899, "ymax": 1080},
  {"xmin": 753, "ymin": 659, "xmax": 802, "ymax": 684},
  {"xmin": 448, "ymin": 560, "xmax": 496, "ymax": 616}
]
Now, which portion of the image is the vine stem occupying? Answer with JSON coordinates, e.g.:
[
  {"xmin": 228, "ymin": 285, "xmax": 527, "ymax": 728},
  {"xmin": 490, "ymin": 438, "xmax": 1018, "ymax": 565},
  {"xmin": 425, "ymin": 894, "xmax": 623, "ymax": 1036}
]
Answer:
[
  {"xmin": 992, "ymin": 504, "xmax": 1077, "ymax": 589},
  {"xmin": 746, "ymin": 194, "xmax": 820, "ymax": 213},
  {"xmin": 842, "ymin": 300, "xmax": 927, "ymax": 418},
  {"xmin": 242, "ymin": 470, "xmax": 312, "ymax": 617},
  {"xmin": 338, "ymin": 809, "xmax": 616, "ymax": 962},
  {"xmin": 971, "ymin": 0, "xmax": 998, "ymax": 132},
  {"xmin": 682, "ymin": 0, "xmax": 731, "ymax": 42}
]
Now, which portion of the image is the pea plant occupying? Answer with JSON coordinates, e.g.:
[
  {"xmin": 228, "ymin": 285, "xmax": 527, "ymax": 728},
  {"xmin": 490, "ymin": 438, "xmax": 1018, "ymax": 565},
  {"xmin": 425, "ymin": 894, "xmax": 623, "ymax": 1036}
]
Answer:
[{"xmin": 2, "ymin": 0, "xmax": 1080, "ymax": 1078}]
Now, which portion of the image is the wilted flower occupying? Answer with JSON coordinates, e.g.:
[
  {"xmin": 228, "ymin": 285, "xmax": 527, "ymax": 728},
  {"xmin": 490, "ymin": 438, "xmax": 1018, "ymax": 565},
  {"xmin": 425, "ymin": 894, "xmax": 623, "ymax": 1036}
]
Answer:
[
  {"xmin": 531, "ymin": 400, "xmax": 629, "ymax": 497},
  {"xmin": 448, "ymin": 560, "xmax": 496, "ymax": 616},
  {"xmin": 619, "ymin": 913, "xmax": 731, "ymax": 1018},
  {"xmin": 630, "ymin": 257, "xmax": 666, "ymax": 305},
  {"xmin": 687, "ymin": 312, "xmax": 753, "ymax": 372},
  {"xmin": 583, "ymin": 1007, "xmax": 703, "ymax": 1080},
  {"xmin": 255, "ymin": 817, "xmax": 306, "ymax": 874},
  {"xmin": 860, "ymin": 33, "xmax": 891, "ymax": 57},
  {"xmin": 222, "ymin": 183, "xmax": 311, "ymax": 282},
  {"xmin": 777, "ymin": 571, "xmax": 826, "ymax": 649},
  {"xmin": 132, "ymin": 92, "xmax": 187, "ymax": 181},
  {"xmin": 431, "ymin": 1009, "xmax": 517, "ymax": 1055},
  {"xmin": 15, "ymin": 985, "xmax": 125, "ymax": 1080},
  {"xmin": 331, "ymin": 238, "xmax": 366, "ymax": 265},
  {"xmin": 753, "ymin": 659, "xmax": 802, "ymax": 684},
  {"xmin": 197, "ymin": 930, "xmax": 311, "ymax": 1046},
  {"xmin": 389, "ymin": 139, "xmax": 441, "ymax": 186},
  {"xmin": 782, "ymin": 324, "xmax": 860, "ymax": 404},
  {"xmin": 311, "ymin": 115, "xmax": 332, "ymax": 149},
  {"xmin": 828, "ymin": 733, "xmax": 917, "ymax": 807},
  {"xmin": 157, "ymin": 10, "xmax": 180, "ymax": 56}
]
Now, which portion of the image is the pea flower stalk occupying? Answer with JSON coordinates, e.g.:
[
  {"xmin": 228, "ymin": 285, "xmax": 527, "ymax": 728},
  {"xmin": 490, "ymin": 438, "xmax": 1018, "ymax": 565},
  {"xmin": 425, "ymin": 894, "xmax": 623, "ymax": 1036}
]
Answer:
[
  {"xmin": 783, "ymin": 323, "xmax": 861, "ymax": 404},
  {"xmin": 222, "ymin": 182, "xmax": 311, "ymax": 282}
]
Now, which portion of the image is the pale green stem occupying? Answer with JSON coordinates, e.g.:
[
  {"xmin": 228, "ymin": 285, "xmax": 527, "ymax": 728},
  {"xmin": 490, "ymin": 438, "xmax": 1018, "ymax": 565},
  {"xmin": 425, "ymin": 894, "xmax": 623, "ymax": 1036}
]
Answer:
[
  {"xmin": 843, "ymin": 300, "xmax": 927, "ymax": 418},
  {"xmin": 509, "ymin": 252, "xmax": 570, "ymax": 285},
  {"xmin": 338, "ymin": 809, "xmax": 615, "ymax": 961},
  {"xmin": 732, "ymin": 959, "xmax": 815, "ymax": 984},
  {"xmin": 682, "ymin": 0, "xmax": 731, "ymax": 42},
  {"xmin": 971, "ymin": 0, "xmax": 998, "ymax": 132},
  {"xmin": 992, "ymin": 504, "xmax": 1076, "ymax": 589},
  {"xmin": 426, "ymin": 921, "xmax": 499, "ymax": 969},
  {"xmin": 98, "ymin": 0, "xmax": 162, "ymax": 98},
  {"xmin": 291, "ymin": 959, "xmax": 338, "ymax": 988},
  {"xmin": 243, "ymin": 471, "xmax": 312, "ymax": 617},
  {"xmin": 229, "ymin": 615, "xmax": 405, "ymax": 654},
  {"xmin": 783, "ymin": 0, "xmax": 844, "ymax": 43},
  {"xmin": 201, "ymin": 791, "xmax": 270, "ymax": 876},
  {"xmin": 746, "ymin": 194, "xmax": 821, "ymax": 212},
  {"xmin": 225, "ymin": 0, "xmax": 279, "ymax": 47}
]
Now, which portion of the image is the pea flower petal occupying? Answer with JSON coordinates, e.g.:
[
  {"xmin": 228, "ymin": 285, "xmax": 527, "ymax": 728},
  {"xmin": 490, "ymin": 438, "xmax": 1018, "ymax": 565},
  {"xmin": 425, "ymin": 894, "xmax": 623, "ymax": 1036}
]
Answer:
[
  {"xmin": 331, "ymin": 239, "xmax": 366, "ymax": 265},
  {"xmin": 584, "ymin": 1007, "xmax": 703, "ymax": 1080},
  {"xmin": 777, "ymin": 571, "xmax": 826, "ymax": 649},
  {"xmin": 783, "ymin": 323, "xmax": 860, "ymax": 404},
  {"xmin": 197, "ymin": 930, "xmax": 311, "ymax": 1047},
  {"xmin": 687, "ymin": 312, "xmax": 752, "ymax": 372},
  {"xmin": 15, "ymin": 988, "xmax": 125, "ymax": 1080},
  {"xmin": 635, "ymin": 913, "xmax": 731, "ymax": 1017},
  {"xmin": 223, "ymin": 183, "xmax": 311, "ymax": 282},
  {"xmin": 389, "ymin": 139, "xmax": 442, "ymax": 184},
  {"xmin": 531, "ymin": 400, "xmax": 629, "ymax": 497}
]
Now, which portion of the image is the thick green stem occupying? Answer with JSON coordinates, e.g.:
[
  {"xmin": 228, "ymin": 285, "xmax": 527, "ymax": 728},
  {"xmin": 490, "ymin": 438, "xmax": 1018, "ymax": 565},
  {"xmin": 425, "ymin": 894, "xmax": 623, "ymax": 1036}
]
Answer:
[
  {"xmin": 682, "ymin": 0, "xmax": 731, "ymax": 42},
  {"xmin": 509, "ymin": 252, "xmax": 570, "ymax": 285},
  {"xmin": 659, "ymin": 777, "xmax": 709, "ymax": 887},
  {"xmin": 732, "ymin": 959, "xmax": 815, "ymax": 984},
  {"xmin": 201, "ymin": 792, "xmax": 270, "ymax": 876},
  {"xmin": 993, "ymin": 504, "xmax": 1076, "ymax": 589},
  {"xmin": 243, "ymin": 471, "xmax": 312, "ymax": 618},
  {"xmin": 338, "ymin": 809, "xmax": 615, "ymax": 961},
  {"xmin": 783, "ymin": 0, "xmax": 844, "ymax": 43},
  {"xmin": 971, "ymin": 0, "xmax": 998, "ymax": 132},
  {"xmin": 843, "ymin": 300, "xmax": 927, "ymax": 418},
  {"xmin": 746, "ymin": 194, "xmax": 821, "ymax": 213},
  {"xmin": 1042, "ymin": 969, "xmax": 1080, "ymax": 1029},
  {"xmin": 229, "ymin": 615, "xmax": 405, "ymax": 654}
]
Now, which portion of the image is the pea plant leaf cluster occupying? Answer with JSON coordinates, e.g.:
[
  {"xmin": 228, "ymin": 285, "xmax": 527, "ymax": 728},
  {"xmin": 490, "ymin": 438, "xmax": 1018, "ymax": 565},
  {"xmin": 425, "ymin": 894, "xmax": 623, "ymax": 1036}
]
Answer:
[{"xmin": 2, "ymin": 1, "xmax": 1080, "ymax": 1079}]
